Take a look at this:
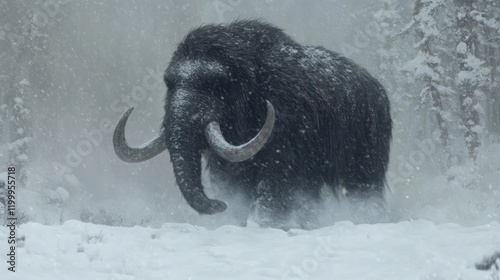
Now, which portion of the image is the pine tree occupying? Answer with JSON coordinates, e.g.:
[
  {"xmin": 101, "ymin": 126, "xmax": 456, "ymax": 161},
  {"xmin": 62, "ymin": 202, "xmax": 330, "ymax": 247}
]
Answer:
[
  {"xmin": 2, "ymin": 8, "xmax": 35, "ymax": 185},
  {"xmin": 8, "ymin": 80, "xmax": 31, "ymax": 184},
  {"xmin": 396, "ymin": 0, "xmax": 498, "ymax": 166},
  {"xmin": 454, "ymin": 0, "xmax": 493, "ymax": 162},
  {"xmin": 398, "ymin": 0, "xmax": 455, "ymax": 167},
  {"xmin": 374, "ymin": 0, "xmax": 421, "ymax": 143},
  {"xmin": 0, "ymin": 179, "xmax": 5, "ymax": 225},
  {"xmin": 374, "ymin": 0, "xmax": 408, "ymax": 104},
  {"xmin": 472, "ymin": 0, "xmax": 500, "ymax": 138},
  {"xmin": 1, "ymin": 2, "xmax": 60, "ymax": 184}
]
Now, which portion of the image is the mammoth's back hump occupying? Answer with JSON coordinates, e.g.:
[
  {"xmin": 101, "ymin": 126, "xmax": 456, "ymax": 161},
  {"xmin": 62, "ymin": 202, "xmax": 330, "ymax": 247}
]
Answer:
[{"xmin": 254, "ymin": 44, "xmax": 391, "ymax": 177}]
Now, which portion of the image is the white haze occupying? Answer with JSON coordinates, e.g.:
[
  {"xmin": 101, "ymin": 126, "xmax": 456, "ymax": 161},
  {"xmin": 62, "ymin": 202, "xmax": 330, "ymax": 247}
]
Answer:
[{"xmin": 2, "ymin": 0, "xmax": 498, "ymax": 228}]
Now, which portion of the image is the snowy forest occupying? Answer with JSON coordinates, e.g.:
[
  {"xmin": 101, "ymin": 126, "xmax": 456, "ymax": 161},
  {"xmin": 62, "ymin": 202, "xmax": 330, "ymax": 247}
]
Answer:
[{"xmin": 0, "ymin": 0, "xmax": 500, "ymax": 279}]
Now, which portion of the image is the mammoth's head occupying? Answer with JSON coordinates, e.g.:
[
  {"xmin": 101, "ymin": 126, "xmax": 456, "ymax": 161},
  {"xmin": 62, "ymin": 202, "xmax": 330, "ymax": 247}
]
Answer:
[{"xmin": 113, "ymin": 35, "xmax": 275, "ymax": 215}]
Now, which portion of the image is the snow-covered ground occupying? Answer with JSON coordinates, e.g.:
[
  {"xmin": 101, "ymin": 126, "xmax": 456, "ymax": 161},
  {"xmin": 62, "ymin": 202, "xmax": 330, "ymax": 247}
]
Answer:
[
  {"xmin": 1, "ymin": 219, "xmax": 499, "ymax": 280},
  {"xmin": 2, "ymin": 143, "xmax": 500, "ymax": 279}
]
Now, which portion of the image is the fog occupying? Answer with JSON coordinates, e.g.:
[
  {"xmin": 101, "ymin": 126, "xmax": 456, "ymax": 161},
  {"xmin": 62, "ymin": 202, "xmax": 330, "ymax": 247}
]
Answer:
[{"xmin": 1, "ymin": 0, "xmax": 498, "ymax": 227}]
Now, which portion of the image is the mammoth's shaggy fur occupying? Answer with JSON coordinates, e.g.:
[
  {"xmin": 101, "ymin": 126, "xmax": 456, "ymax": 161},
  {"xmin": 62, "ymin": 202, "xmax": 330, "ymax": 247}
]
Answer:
[{"xmin": 116, "ymin": 20, "xmax": 392, "ymax": 229}]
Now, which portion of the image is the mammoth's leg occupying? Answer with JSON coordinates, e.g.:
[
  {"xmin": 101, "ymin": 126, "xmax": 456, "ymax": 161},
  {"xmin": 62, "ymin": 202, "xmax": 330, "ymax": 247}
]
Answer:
[
  {"xmin": 210, "ymin": 172, "xmax": 253, "ymax": 227},
  {"xmin": 344, "ymin": 180, "xmax": 388, "ymax": 224},
  {"xmin": 291, "ymin": 178, "xmax": 323, "ymax": 230},
  {"xmin": 343, "ymin": 140, "xmax": 390, "ymax": 223},
  {"xmin": 252, "ymin": 178, "xmax": 293, "ymax": 230},
  {"xmin": 251, "ymin": 176, "xmax": 323, "ymax": 230}
]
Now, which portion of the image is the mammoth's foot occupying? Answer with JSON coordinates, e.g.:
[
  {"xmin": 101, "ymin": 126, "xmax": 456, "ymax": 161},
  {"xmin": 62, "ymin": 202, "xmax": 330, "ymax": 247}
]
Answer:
[
  {"xmin": 250, "ymin": 179, "xmax": 321, "ymax": 230},
  {"xmin": 251, "ymin": 207, "xmax": 319, "ymax": 231},
  {"xmin": 250, "ymin": 180, "xmax": 292, "ymax": 230},
  {"xmin": 345, "ymin": 189, "xmax": 389, "ymax": 224},
  {"xmin": 208, "ymin": 175, "xmax": 253, "ymax": 227}
]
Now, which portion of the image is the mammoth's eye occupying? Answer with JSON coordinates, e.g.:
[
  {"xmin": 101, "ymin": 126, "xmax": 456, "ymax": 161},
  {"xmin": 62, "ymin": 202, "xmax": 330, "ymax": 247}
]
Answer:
[
  {"xmin": 199, "ymin": 75, "xmax": 228, "ymax": 94},
  {"xmin": 164, "ymin": 77, "xmax": 175, "ymax": 90}
]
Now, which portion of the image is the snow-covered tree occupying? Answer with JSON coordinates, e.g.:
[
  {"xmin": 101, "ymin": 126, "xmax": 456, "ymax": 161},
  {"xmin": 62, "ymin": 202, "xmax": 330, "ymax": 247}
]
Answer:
[
  {"xmin": 0, "ymin": 175, "xmax": 6, "ymax": 225},
  {"xmin": 0, "ymin": 1, "xmax": 61, "ymax": 185},
  {"xmin": 470, "ymin": 0, "xmax": 500, "ymax": 139},
  {"xmin": 1, "ymin": 8, "xmax": 34, "ymax": 185},
  {"xmin": 374, "ymin": 0, "xmax": 426, "ymax": 155},
  {"xmin": 392, "ymin": 0, "xmax": 498, "ymax": 165},
  {"xmin": 7, "ymin": 81, "xmax": 31, "ymax": 184},
  {"xmin": 454, "ymin": 0, "xmax": 491, "ymax": 162},
  {"xmin": 374, "ymin": 0, "xmax": 410, "ymax": 107},
  {"xmin": 378, "ymin": 0, "xmax": 500, "ymax": 192},
  {"xmin": 400, "ymin": 0, "xmax": 454, "ymax": 167}
]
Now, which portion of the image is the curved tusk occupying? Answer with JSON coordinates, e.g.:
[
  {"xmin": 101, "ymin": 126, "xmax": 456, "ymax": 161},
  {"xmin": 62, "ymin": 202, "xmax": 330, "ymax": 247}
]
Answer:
[
  {"xmin": 205, "ymin": 100, "xmax": 275, "ymax": 162},
  {"xmin": 113, "ymin": 107, "xmax": 167, "ymax": 162}
]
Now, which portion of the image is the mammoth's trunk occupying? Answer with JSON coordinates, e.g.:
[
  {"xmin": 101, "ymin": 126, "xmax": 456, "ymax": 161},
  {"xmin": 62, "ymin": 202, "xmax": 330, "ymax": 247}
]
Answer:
[
  {"xmin": 165, "ymin": 91, "xmax": 227, "ymax": 214},
  {"xmin": 113, "ymin": 86, "xmax": 275, "ymax": 215},
  {"xmin": 169, "ymin": 149, "xmax": 227, "ymax": 214},
  {"xmin": 166, "ymin": 96, "xmax": 274, "ymax": 215}
]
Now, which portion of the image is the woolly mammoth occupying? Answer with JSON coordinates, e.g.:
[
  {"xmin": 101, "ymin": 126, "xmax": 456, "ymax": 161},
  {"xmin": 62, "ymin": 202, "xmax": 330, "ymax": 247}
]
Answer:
[{"xmin": 113, "ymin": 20, "xmax": 392, "ymax": 229}]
